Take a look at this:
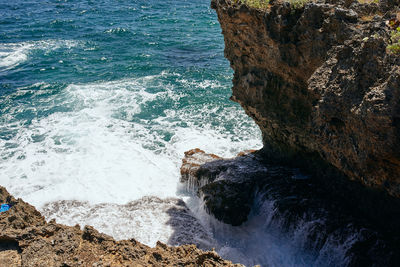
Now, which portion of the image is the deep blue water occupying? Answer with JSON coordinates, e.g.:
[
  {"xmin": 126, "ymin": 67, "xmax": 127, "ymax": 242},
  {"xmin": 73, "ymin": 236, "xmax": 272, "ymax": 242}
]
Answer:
[{"xmin": 1, "ymin": 0, "xmax": 227, "ymax": 84}]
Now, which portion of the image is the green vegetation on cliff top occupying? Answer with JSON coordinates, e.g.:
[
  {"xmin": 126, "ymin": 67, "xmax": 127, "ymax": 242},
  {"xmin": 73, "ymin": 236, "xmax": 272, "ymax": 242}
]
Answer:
[
  {"xmin": 388, "ymin": 27, "xmax": 400, "ymax": 54},
  {"xmin": 235, "ymin": 0, "xmax": 381, "ymax": 10},
  {"xmin": 233, "ymin": 0, "xmax": 310, "ymax": 9},
  {"xmin": 233, "ymin": 0, "xmax": 269, "ymax": 9}
]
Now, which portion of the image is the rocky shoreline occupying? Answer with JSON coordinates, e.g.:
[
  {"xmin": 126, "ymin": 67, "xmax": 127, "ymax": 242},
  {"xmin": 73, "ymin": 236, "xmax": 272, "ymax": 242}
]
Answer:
[
  {"xmin": 0, "ymin": 186, "xmax": 240, "ymax": 266},
  {"xmin": 2, "ymin": 0, "xmax": 400, "ymax": 266}
]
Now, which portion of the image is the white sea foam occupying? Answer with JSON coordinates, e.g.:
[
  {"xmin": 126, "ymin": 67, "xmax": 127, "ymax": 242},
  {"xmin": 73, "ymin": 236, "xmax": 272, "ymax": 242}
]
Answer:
[
  {"xmin": 0, "ymin": 74, "xmax": 262, "ymax": 253},
  {"xmin": 42, "ymin": 197, "xmax": 215, "ymax": 249},
  {"xmin": 0, "ymin": 59, "xmax": 356, "ymax": 266},
  {"xmin": 0, "ymin": 74, "xmax": 261, "ymax": 207},
  {"xmin": 0, "ymin": 40, "xmax": 80, "ymax": 70},
  {"xmin": 184, "ymin": 196, "xmax": 310, "ymax": 266}
]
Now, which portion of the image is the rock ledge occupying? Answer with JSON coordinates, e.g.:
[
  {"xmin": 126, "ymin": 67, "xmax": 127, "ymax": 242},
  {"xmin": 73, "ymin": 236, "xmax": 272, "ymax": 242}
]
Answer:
[{"xmin": 0, "ymin": 186, "xmax": 240, "ymax": 267}]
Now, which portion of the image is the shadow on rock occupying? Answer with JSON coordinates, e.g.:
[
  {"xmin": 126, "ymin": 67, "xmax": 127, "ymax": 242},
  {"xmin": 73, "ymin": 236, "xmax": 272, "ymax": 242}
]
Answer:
[{"xmin": 180, "ymin": 148, "xmax": 400, "ymax": 266}]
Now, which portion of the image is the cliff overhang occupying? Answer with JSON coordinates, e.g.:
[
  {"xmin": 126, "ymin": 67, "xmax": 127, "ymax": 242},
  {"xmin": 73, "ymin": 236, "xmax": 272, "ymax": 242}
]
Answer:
[
  {"xmin": 211, "ymin": 0, "xmax": 400, "ymax": 198},
  {"xmin": 179, "ymin": 1, "xmax": 400, "ymax": 265}
]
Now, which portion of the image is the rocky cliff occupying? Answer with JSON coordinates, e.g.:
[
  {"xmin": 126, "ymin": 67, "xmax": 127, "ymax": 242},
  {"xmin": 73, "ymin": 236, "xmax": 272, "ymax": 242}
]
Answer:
[
  {"xmin": 180, "ymin": 0, "xmax": 400, "ymax": 266},
  {"xmin": 211, "ymin": 0, "xmax": 400, "ymax": 198},
  {"xmin": 0, "ymin": 186, "xmax": 239, "ymax": 267}
]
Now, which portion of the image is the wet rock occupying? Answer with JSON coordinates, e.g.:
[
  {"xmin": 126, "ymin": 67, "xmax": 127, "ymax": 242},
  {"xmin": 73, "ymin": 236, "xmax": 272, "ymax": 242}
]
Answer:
[
  {"xmin": 180, "ymin": 149, "xmax": 266, "ymax": 225},
  {"xmin": 0, "ymin": 186, "xmax": 241, "ymax": 267},
  {"xmin": 180, "ymin": 149, "xmax": 400, "ymax": 266},
  {"xmin": 201, "ymin": 180, "xmax": 253, "ymax": 226},
  {"xmin": 181, "ymin": 148, "xmax": 222, "ymax": 191}
]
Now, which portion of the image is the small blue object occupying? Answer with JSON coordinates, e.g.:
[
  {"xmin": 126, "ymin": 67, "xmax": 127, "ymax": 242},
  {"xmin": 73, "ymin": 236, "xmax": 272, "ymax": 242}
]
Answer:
[{"xmin": 0, "ymin": 204, "xmax": 10, "ymax": 213}]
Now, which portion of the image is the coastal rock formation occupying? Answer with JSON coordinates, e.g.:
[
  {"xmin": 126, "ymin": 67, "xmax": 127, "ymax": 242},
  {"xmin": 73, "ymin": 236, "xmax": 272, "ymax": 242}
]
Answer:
[
  {"xmin": 181, "ymin": 149, "xmax": 261, "ymax": 226},
  {"xmin": 0, "ymin": 186, "xmax": 240, "ymax": 267},
  {"xmin": 179, "ymin": 1, "xmax": 400, "ymax": 264},
  {"xmin": 180, "ymin": 149, "xmax": 400, "ymax": 266},
  {"xmin": 211, "ymin": 0, "xmax": 400, "ymax": 197}
]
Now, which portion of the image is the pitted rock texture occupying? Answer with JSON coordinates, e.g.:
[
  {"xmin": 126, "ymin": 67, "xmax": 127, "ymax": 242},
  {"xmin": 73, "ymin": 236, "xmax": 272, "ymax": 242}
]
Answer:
[
  {"xmin": 211, "ymin": 0, "xmax": 400, "ymax": 197},
  {"xmin": 0, "ymin": 186, "xmax": 240, "ymax": 267}
]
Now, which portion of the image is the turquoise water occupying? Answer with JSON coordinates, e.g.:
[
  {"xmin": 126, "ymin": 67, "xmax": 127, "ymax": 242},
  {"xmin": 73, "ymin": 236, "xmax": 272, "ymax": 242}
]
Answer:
[{"xmin": 0, "ymin": 0, "xmax": 270, "ymax": 264}]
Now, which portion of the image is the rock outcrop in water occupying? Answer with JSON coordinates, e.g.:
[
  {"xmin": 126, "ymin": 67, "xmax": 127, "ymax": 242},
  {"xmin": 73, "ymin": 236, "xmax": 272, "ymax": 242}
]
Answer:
[
  {"xmin": 181, "ymin": 149, "xmax": 400, "ymax": 266},
  {"xmin": 211, "ymin": 0, "xmax": 400, "ymax": 198},
  {"xmin": 0, "ymin": 186, "xmax": 240, "ymax": 267}
]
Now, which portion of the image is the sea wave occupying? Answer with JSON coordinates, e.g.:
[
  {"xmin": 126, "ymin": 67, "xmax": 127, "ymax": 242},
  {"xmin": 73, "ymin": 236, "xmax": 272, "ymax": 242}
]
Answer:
[
  {"xmin": 42, "ymin": 197, "xmax": 214, "ymax": 249},
  {"xmin": 0, "ymin": 74, "xmax": 261, "ymax": 208},
  {"xmin": 0, "ymin": 40, "xmax": 81, "ymax": 70}
]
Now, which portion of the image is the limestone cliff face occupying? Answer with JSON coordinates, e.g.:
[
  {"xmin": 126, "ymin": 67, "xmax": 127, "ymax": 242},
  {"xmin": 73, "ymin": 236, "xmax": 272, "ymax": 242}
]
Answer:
[{"xmin": 211, "ymin": 0, "xmax": 400, "ymax": 197}]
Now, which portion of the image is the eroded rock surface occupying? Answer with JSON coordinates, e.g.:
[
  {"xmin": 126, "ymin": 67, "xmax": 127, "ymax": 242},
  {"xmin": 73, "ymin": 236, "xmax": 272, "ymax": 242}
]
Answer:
[
  {"xmin": 0, "ymin": 186, "xmax": 240, "ymax": 267},
  {"xmin": 211, "ymin": 0, "xmax": 400, "ymax": 197}
]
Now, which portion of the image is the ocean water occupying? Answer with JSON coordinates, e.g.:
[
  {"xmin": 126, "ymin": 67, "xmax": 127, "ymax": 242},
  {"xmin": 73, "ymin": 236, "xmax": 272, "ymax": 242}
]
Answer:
[
  {"xmin": 0, "ymin": 1, "xmax": 262, "ymax": 207},
  {"xmin": 1, "ymin": 1, "xmax": 356, "ymax": 266},
  {"xmin": 0, "ymin": 0, "xmax": 369, "ymax": 266},
  {"xmin": 0, "ymin": 0, "xmax": 270, "ymax": 265}
]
